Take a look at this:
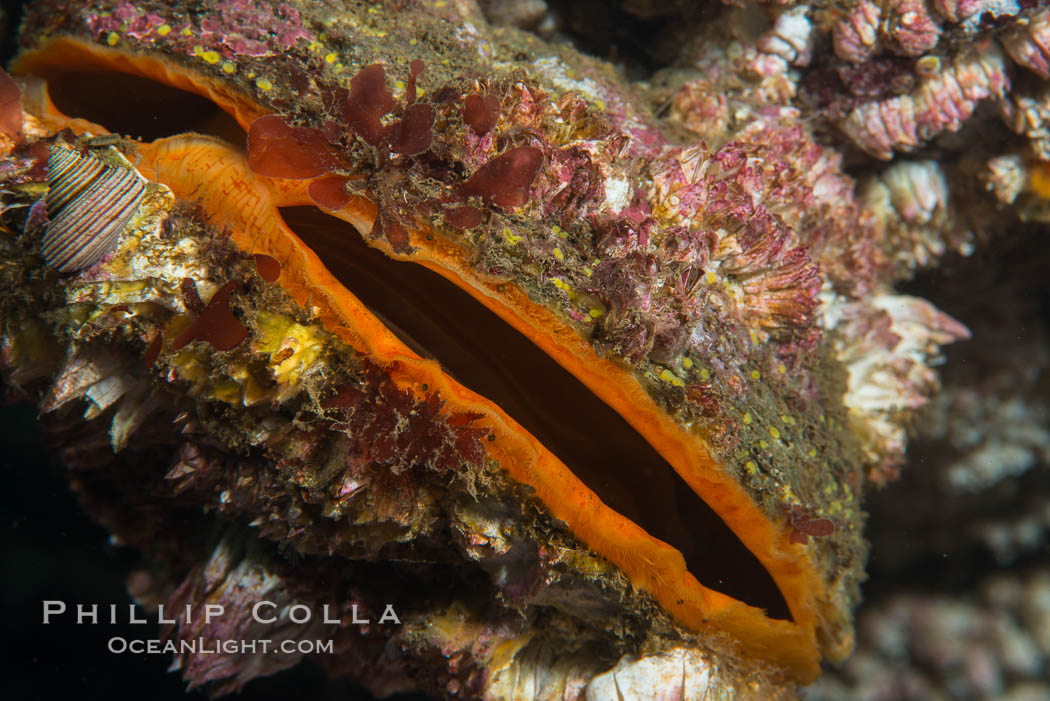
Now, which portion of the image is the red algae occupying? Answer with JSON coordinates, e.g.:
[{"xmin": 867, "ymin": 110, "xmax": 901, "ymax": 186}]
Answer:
[
  {"xmin": 307, "ymin": 175, "xmax": 351, "ymax": 211},
  {"xmin": 405, "ymin": 59, "xmax": 425, "ymax": 107},
  {"xmin": 172, "ymin": 281, "xmax": 249, "ymax": 351},
  {"xmin": 795, "ymin": 517, "xmax": 836, "ymax": 537},
  {"xmin": 789, "ymin": 506, "xmax": 837, "ymax": 541},
  {"xmin": 386, "ymin": 103, "xmax": 435, "ymax": 156},
  {"xmin": 343, "ymin": 64, "xmax": 395, "ymax": 147},
  {"xmin": 180, "ymin": 277, "xmax": 204, "ymax": 314},
  {"xmin": 463, "ymin": 93, "xmax": 500, "ymax": 135},
  {"xmin": 374, "ymin": 207, "xmax": 410, "ymax": 253},
  {"xmin": 460, "ymin": 146, "xmax": 543, "ymax": 208},
  {"xmin": 321, "ymin": 365, "xmax": 487, "ymax": 472},
  {"xmin": 322, "ymin": 384, "xmax": 366, "ymax": 410},
  {"xmin": 444, "ymin": 205, "xmax": 483, "ymax": 229},
  {"xmin": 143, "ymin": 331, "xmax": 163, "ymax": 367},
  {"xmin": 252, "ymin": 253, "xmax": 281, "ymax": 282},
  {"xmin": 0, "ymin": 68, "xmax": 22, "ymax": 141},
  {"xmin": 246, "ymin": 115, "xmax": 343, "ymax": 179}
]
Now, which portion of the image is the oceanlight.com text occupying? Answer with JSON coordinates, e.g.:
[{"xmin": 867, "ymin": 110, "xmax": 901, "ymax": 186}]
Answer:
[{"xmin": 107, "ymin": 637, "xmax": 335, "ymax": 655}]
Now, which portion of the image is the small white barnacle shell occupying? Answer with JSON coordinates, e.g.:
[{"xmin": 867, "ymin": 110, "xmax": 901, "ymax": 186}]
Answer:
[
  {"xmin": 833, "ymin": 0, "xmax": 881, "ymax": 65},
  {"xmin": 41, "ymin": 141, "xmax": 147, "ymax": 273},
  {"xmin": 757, "ymin": 5, "xmax": 814, "ymax": 67},
  {"xmin": 1001, "ymin": 9, "xmax": 1050, "ymax": 79},
  {"xmin": 983, "ymin": 154, "xmax": 1025, "ymax": 205},
  {"xmin": 880, "ymin": 159, "xmax": 949, "ymax": 226}
]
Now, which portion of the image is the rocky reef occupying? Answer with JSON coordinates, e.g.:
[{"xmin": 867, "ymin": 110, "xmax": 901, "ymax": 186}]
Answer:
[
  {"xmin": 0, "ymin": 0, "xmax": 1047, "ymax": 699},
  {"xmin": 806, "ymin": 231, "xmax": 1050, "ymax": 700}
]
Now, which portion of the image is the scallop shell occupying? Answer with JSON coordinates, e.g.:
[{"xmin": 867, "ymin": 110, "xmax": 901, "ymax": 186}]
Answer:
[
  {"xmin": 41, "ymin": 143, "xmax": 146, "ymax": 272},
  {"xmin": 0, "ymin": 0, "xmax": 986, "ymax": 697}
]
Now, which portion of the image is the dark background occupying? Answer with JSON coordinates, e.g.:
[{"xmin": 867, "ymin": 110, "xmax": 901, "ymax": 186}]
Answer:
[{"xmin": 1, "ymin": 401, "xmax": 396, "ymax": 701}]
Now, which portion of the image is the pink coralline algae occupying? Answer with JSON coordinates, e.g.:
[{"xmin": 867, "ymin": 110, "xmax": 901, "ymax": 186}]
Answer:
[
  {"xmin": 87, "ymin": 4, "xmax": 168, "ymax": 42},
  {"xmin": 646, "ymin": 139, "xmax": 823, "ymax": 341},
  {"xmin": 203, "ymin": 1, "xmax": 313, "ymax": 56},
  {"xmin": 87, "ymin": 1, "xmax": 313, "ymax": 57}
]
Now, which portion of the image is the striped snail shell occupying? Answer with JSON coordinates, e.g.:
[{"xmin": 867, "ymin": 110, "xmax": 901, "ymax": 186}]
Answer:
[{"xmin": 41, "ymin": 143, "xmax": 146, "ymax": 273}]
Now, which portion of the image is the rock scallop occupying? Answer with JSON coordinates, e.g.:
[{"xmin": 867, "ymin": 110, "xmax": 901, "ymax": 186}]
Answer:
[{"xmin": 0, "ymin": 1, "xmax": 975, "ymax": 698}]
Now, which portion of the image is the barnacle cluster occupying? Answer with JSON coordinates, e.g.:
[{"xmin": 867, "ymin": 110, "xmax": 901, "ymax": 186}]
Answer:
[{"xmin": 0, "ymin": 0, "xmax": 1048, "ymax": 699}]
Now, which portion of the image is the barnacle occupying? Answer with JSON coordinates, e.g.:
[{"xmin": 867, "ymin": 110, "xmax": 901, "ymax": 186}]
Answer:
[
  {"xmin": 1002, "ymin": 9, "xmax": 1050, "ymax": 80},
  {"xmin": 860, "ymin": 159, "xmax": 971, "ymax": 274},
  {"xmin": 839, "ymin": 41, "xmax": 1010, "ymax": 159},
  {"xmin": 0, "ymin": 0, "xmax": 1013, "ymax": 698},
  {"xmin": 833, "ymin": 0, "xmax": 882, "ymax": 65}
]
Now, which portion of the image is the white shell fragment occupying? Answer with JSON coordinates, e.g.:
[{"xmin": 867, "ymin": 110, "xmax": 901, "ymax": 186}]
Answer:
[
  {"xmin": 584, "ymin": 649, "xmax": 722, "ymax": 701},
  {"xmin": 881, "ymin": 159, "xmax": 949, "ymax": 226},
  {"xmin": 757, "ymin": 5, "xmax": 814, "ymax": 68}
]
